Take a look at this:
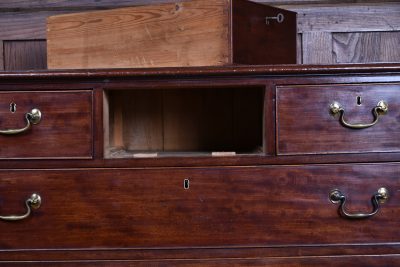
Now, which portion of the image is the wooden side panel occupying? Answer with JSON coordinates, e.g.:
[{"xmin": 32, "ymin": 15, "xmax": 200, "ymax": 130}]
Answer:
[
  {"xmin": 0, "ymin": 41, "xmax": 3, "ymax": 71},
  {"xmin": 232, "ymin": 0, "xmax": 297, "ymax": 64},
  {"xmin": 110, "ymin": 93, "xmax": 124, "ymax": 149},
  {"xmin": 333, "ymin": 32, "xmax": 400, "ymax": 63},
  {"xmin": 233, "ymin": 88, "xmax": 264, "ymax": 152},
  {"xmin": 297, "ymin": 33, "xmax": 302, "ymax": 63},
  {"xmin": 277, "ymin": 83, "xmax": 400, "ymax": 155},
  {"xmin": 0, "ymin": 164, "xmax": 399, "ymax": 249},
  {"xmin": 3, "ymin": 40, "xmax": 47, "ymax": 70},
  {"xmin": 122, "ymin": 90, "xmax": 163, "ymax": 151},
  {"xmin": 163, "ymin": 89, "xmax": 204, "ymax": 151},
  {"xmin": 47, "ymin": 0, "xmax": 230, "ymax": 69}
]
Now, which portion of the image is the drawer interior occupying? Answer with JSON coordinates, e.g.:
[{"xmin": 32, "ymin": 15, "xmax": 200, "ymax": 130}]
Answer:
[{"xmin": 104, "ymin": 87, "xmax": 265, "ymax": 158}]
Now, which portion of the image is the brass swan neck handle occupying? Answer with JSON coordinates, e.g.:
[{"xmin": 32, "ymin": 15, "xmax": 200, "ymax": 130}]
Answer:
[
  {"xmin": 0, "ymin": 193, "xmax": 41, "ymax": 221},
  {"xmin": 330, "ymin": 101, "xmax": 388, "ymax": 129},
  {"xmin": 329, "ymin": 188, "xmax": 389, "ymax": 219},
  {"xmin": 0, "ymin": 108, "xmax": 41, "ymax": 135}
]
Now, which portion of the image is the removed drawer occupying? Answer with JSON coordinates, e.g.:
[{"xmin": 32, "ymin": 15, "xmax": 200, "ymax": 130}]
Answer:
[
  {"xmin": 0, "ymin": 164, "xmax": 398, "ymax": 249},
  {"xmin": 0, "ymin": 90, "xmax": 93, "ymax": 159},
  {"xmin": 277, "ymin": 83, "xmax": 400, "ymax": 155}
]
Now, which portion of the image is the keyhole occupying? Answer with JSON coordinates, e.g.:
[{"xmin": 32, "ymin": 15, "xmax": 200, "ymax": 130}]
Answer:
[
  {"xmin": 357, "ymin": 96, "xmax": 362, "ymax": 105},
  {"xmin": 9, "ymin": 102, "xmax": 16, "ymax": 113},
  {"xmin": 184, "ymin": 179, "xmax": 190, "ymax": 190}
]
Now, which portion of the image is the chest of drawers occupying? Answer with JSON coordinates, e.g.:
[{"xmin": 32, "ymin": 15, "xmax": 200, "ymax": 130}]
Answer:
[{"xmin": 0, "ymin": 64, "xmax": 399, "ymax": 266}]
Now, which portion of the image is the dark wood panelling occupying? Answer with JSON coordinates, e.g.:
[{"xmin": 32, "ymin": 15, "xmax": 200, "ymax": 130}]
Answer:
[
  {"xmin": 4, "ymin": 40, "xmax": 47, "ymax": 70},
  {"xmin": 0, "ymin": 64, "xmax": 399, "ymax": 263},
  {"xmin": 333, "ymin": 32, "xmax": 400, "ymax": 63}
]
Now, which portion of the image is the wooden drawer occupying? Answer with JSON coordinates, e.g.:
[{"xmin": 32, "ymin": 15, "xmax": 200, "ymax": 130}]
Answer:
[
  {"xmin": 0, "ymin": 90, "xmax": 92, "ymax": 159},
  {"xmin": 0, "ymin": 164, "xmax": 399, "ymax": 249},
  {"xmin": 47, "ymin": 0, "xmax": 297, "ymax": 69},
  {"xmin": 277, "ymin": 83, "xmax": 400, "ymax": 155}
]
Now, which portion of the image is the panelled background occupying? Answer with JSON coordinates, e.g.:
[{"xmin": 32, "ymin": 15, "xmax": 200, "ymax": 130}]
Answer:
[{"xmin": 0, "ymin": 0, "xmax": 399, "ymax": 71}]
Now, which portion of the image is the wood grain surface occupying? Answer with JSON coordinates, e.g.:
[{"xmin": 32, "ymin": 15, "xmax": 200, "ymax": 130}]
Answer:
[
  {"xmin": 0, "ymin": 63, "xmax": 399, "ymax": 265},
  {"xmin": 0, "ymin": 11, "xmax": 53, "ymax": 40},
  {"xmin": 302, "ymin": 32, "xmax": 333, "ymax": 64},
  {"xmin": 1, "ymin": 255, "xmax": 400, "ymax": 266},
  {"xmin": 4, "ymin": 40, "xmax": 47, "ymax": 70},
  {"xmin": 0, "ymin": 0, "xmax": 399, "ymax": 9},
  {"xmin": 277, "ymin": 83, "xmax": 400, "ymax": 155},
  {"xmin": 105, "ymin": 87, "xmax": 264, "ymax": 155},
  {"xmin": 47, "ymin": 0, "xmax": 230, "ymax": 69},
  {"xmin": 232, "ymin": 0, "xmax": 297, "ymax": 64},
  {"xmin": 1, "ymin": 1, "xmax": 400, "ymax": 69},
  {"xmin": 333, "ymin": 32, "xmax": 400, "ymax": 64},
  {"xmin": 0, "ymin": 164, "xmax": 399, "ymax": 249},
  {"xmin": 295, "ymin": 3, "xmax": 400, "ymax": 33},
  {"xmin": 2, "ymin": 3, "xmax": 399, "ymax": 40},
  {"xmin": 3, "ymin": 63, "xmax": 400, "ymax": 79},
  {"xmin": 0, "ymin": 41, "xmax": 3, "ymax": 71},
  {"xmin": 0, "ymin": 90, "xmax": 93, "ymax": 158},
  {"xmin": 2, "ymin": 245, "xmax": 400, "ymax": 261}
]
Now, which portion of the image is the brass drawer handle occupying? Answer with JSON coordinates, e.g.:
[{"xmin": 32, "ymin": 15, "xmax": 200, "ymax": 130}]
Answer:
[
  {"xmin": 0, "ymin": 193, "xmax": 41, "ymax": 221},
  {"xmin": 0, "ymin": 108, "xmax": 41, "ymax": 135},
  {"xmin": 329, "ymin": 188, "xmax": 388, "ymax": 219},
  {"xmin": 330, "ymin": 101, "xmax": 388, "ymax": 129}
]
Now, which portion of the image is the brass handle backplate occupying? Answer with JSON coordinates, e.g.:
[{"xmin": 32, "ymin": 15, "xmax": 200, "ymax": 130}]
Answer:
[
  {"xmin": 329, "ymin": 188, "xmax": 388, "ymax": 219},
  {"xmin": 0, "ymin": 108, "xmax": 41, "ymax": 135},
  {"xmin": 0, "ymin": 193, "xmax": 41, "ymax": 221},
  {"xmin": 330, "ymin": 101, "xmax": 388, "ymax": 129}
]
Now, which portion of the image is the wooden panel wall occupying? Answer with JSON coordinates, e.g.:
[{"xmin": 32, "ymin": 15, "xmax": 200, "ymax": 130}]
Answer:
[{"xmin": 0, "ymin": 0, "xmax": 399, "ymax": 70}]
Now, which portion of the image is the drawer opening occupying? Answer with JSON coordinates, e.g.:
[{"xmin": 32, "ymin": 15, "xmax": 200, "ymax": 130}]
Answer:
[{"xmin": 104, "ymin": 87, "xmax": 265, "ymax": 158}]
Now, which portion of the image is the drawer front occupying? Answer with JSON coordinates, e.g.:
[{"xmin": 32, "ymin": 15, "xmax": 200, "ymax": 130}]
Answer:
[
  {"xmin": 0, "ymin": 164, "xmax": 399, "ymax": 249},
  {"xmin": 0, "ymin": 91, "xmax": 92, "ymax": 158},
  {"xmin": 2, "ymin": 256, "xmax": 400, "ymax": 266},
  {"xmin": 277, "ymin": 83, "xmax": 400, "ymax": 155}
]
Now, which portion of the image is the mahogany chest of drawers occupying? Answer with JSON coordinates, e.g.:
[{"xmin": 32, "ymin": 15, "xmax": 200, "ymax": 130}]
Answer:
[{"xmin": 0, "ymin": 64, "xmax": 399, "ymax": 266}]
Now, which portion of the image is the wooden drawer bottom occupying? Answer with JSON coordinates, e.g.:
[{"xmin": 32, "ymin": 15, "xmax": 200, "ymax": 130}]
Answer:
[{"xmin": 2, "ymin": 255, "xmax": 400, "ymax": 266}]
